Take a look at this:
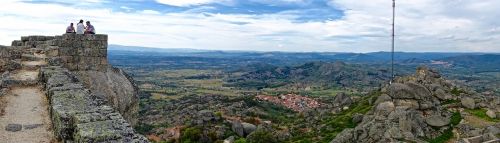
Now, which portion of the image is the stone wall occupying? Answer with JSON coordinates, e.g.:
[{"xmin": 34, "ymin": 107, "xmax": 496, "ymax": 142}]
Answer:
[
  {"xmin": 40, "ymin": 66, "xmax": 147, "ymax": 142},
  {"xmin": 3, "ymin": 34, "xmax": 146, "ymax": 142},
  {"xmin": 14, "ymin": 34, "xmax": 108, "ymax": 71},
  {"xmin": 0, "ymin": 45, "xmax": 22, "ymax": 72},
  {"xmin": 13, "ymin": 34, "xmax": 140, "ymax": 125}
]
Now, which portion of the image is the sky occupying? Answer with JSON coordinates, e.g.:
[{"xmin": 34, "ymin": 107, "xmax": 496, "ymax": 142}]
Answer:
[{"xmin": 0, "ymin": 0, "xmax": 499, "ymax": 52}]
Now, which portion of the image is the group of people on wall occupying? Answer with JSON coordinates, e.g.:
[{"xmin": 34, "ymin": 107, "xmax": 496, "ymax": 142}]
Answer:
[{"xmin": 66, "ymin": 20, "xmax": 95, "ymax": 34}]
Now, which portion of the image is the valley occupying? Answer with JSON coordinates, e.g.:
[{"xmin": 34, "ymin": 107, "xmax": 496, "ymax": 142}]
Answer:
[{"xmin": 109, "ymin": 47, "xmax": 500, "ymax": 143}]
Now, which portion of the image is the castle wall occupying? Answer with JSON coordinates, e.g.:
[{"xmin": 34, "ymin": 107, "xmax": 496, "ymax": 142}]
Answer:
[
  {"xmin": 13, "ymin": 34, "xmax": 140, "ymax": 125},
  {"xmin": 3, "ymin": 34, "xmax": 145, "ymax": 142}
]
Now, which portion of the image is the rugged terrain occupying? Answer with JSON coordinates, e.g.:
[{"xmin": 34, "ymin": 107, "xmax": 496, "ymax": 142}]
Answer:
[
  {"xmin": 109, "ymin": 47, "xmax": 499, "ymax": 143},
  {"xmin": 332, "ymin": 67, "xmax": 500, "ymax": 143}
]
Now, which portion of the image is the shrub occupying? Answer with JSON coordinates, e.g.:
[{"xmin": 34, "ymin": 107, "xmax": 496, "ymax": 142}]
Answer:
[
  {"xmin": 181, "ymin": 127, "xmax": 202, "ymax": 143},
  {"xmin": 247, "ymin": 130, "xmax": 276, "ymax": 143},
  {"xmin": 450, "ymin": 88, "xmax": 463, "ymax": 96},
  {"xmin": 234, "ymin": 138, "xmax": 247, "ymax": 143},
  {"xmin": 450, "ymin": 112, "xmax": 462, "ymax": 125},
  {"xmin": 427, "ymin": 128, "xmax": 453, "ymax": 143},
  {"xmin": 214, "ymin": 111, "xmax": 223, "ymax": 117},
  {"xmin": 134, "ymin": 123, "xmax": 154, "ymax": 134},
  {"xmin": 441, "ymin": 99, "xmax": 459, "ymax": 105}
]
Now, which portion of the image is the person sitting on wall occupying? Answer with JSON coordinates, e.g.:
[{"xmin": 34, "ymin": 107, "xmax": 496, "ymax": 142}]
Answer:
[
  {"xmin": 84, "ymin": 21, "xmax": 96, "ymax": 35},
  {"xmin": 76, "ymin": 20, "xmax": 85, "ymax": 34},
  {"xmin": 66, "ymin": 23, "xmax": 75, "ymax": 33}
]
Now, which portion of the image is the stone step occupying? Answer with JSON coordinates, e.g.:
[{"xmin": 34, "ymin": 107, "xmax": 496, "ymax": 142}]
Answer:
[
  {"xmin": 21, "ymin": 54, "xmax": 46, "ymax": 61},
  {"xmin": 21, "ymin": 61, "xmax": 47, "ymax": 70},
  {"xmin": 0, "ymin": 70, "xmax": 39, "ymax": 87}
]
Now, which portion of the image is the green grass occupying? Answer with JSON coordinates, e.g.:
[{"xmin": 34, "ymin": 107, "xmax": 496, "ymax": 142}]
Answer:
[
  {"xmin": 316, "ymin": 91, "xmax": 379, "ymax": 142},
  {"xmin": 450, "ymin": 112, "xmax": 462, "ymax": 125},
  {"xmin": 427, "ymin": 128, "xmax": 453, "ymax": 143},
  {"xmin": 450, "ymin": 88, "xmax": 464, "ymax": 96},
  {"xmin": 425, "ymin": 112, "xmax": 462, "ymax": 143},
  {"xmin": 234, "ymin": 138, "xmax": 247, "ymax": 143},
  {"xmin": 465, "ymin": 108, "xmax": 500, "ymax": 122},
  {"xmin": 308, "ymin": 88, "xmax": 354, "ymax": 97},
  {"xmin": 441, "ymin": 99, "xmax": 459, "ymax": 105}
]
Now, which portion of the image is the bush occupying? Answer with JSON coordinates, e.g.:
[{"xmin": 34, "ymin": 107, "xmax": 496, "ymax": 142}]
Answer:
[
  {"xmin": 234, "ymin": 138, "xmax": 247, "ymax": 143},
  {"xmin": 214, "ymin": 111, "xmax": 223, "ymax": 117},
  {"xmin": 247, "ymin": 130, "xmax": 276, "ymax": 143},
  {"xmin": 181, "ymin": 127, "xmax": 202, "ymax": 143},
  {"xmin": 134, "ymin": 123, "xmax": 154, "ymax": 134},
  {"xmin": 441, "ymin": 99, "xmax": 459, "ymax": 105},
  {"xmin": 450, "ymin": 112, "xmax": 462, "ymax": 125},
  {"xmin": 450, "ymin": 88, "xmax": 463, "ymax": 96},
  {"xmin": 427, "ymin": 128, "xmax": 453, "ymax": 143}
]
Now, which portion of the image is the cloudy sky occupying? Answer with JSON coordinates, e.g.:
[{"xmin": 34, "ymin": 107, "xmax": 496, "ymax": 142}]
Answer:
[{"xmin": 0, "ymin": 0, "xmax": 499, "ymax": 52}]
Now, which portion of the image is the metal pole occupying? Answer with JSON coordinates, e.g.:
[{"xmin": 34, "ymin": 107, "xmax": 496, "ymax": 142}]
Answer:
[{"xmin": 391, "ymin": 0, "xmax": 395, "ymax": 84}]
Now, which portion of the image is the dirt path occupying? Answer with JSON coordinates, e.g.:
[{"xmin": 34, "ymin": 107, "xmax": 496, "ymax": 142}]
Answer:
[{"xmin": 0, "ymin": 55, "xmax": 55, "ymax": 142}]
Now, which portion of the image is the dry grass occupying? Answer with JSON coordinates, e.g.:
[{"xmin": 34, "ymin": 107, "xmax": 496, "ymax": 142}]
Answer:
[
  {"xmin": 463, "ymin": 114, "xmax": 495, "ymax": 128},
  {"xmin": 151, "ymin": 93, "xmax": 182, "ymax": 100}
]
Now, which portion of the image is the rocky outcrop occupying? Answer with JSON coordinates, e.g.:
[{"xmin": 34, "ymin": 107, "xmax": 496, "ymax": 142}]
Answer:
[
  {"xmin": 333, "ymin": 92, "xmax": 352, "ymax": 107},
  {"xmin": 40, "ymin": 66, "xmax": 147, "ymax": 142},
  {"xmin": 12, "ymin": 34, "xmax": 139, "ymax": 125},
  {"xmin": 461, "ymin": 97, "xmax": 475, "ymax": 109},
  {"xmin": 231, "ymin": 121, "xmax": 256, "ymax": 137},
  {"xmin": 330, "ymin": 67, "xmax": 500, "ymax": 143},
  {"xmin": 74, "ymin": 68, "xmax": 139, "ymax": 125}
]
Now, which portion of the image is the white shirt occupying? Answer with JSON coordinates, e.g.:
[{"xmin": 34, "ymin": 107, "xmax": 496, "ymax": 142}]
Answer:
[{"xmin": 76, "ymin": 23, "xmax": 85, "ymax": 34}]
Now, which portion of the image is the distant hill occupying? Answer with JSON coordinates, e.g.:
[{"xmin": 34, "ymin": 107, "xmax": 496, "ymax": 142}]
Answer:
[
  {"xmin": 109, "ymin": 45, "xmax": 490, "ymax": 63},
  {"xmin": 226, "ymin": 61, "xmax": 391, "ymax": 91},
  {"xmin": 108, "ymin": 44, "xmax": 212, "ymax": 53},
  {"xmin": 437, "ymin": 54, "xmax": 500, "ymax": 72}
]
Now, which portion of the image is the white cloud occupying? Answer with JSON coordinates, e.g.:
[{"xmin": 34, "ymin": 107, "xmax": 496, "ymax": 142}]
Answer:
[
  {"xmin": 141, "ymin": 10, "xmax": 161, "ymax": 15},
  {"xmin": 325, "ymin": 0, "xmax": 500, "ymax": 52},
  {"xmin": 0, "ymin": 0, "xmax": 499, "ymax": 52},
  {"xmin": 155, "ymin": 0, "xmax": 222, "ymax": 7},
  {"xmin": 120, "ymin": 6, "xmax": 133, "ymax": 11}
]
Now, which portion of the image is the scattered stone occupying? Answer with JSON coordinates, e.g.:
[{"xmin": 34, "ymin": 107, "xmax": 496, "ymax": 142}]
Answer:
[
  {"xmin": 486, "ymin": 109, "xmax": 496, "ymax": 119},
  {"xmin": 374, "ymin": 94, "xmax": 391, "ymax": 105},
  {"xmin": 461, "ymin": 97, "xmax": 475, "ymax": 109},
  {"xmin": 352, "ymin": 113, "xmax": 363, "ymax": 124},
  {"xmin": 375, "ymin": 101, "xmax": 395, "ymax": 116},
  {"xmin": 241, "ymin": 122, "xmax": 257, "ymax": 136},
  {"xmin": 425, "ymin": 115, "xmax": 450, "ymax": 127},
  {"xmin": 342, "ymin": 106, "xmax": 349, "ymax": 110},
  {"xmin": 333, "ymin": 92, "xmax": 352, "ymax": 107},
  {"xmin": 23, "ymin": 124, "xmax": 44, "ymax": 129},
  {"xmin": 5, "ymin": 124, "xmax": 22, "ymax": 132},
  {"xmin": 231, "ymin": 121, "xmax": 244, "ymax": 137},
  {"xmin": 223, "ymin": 136, "xmax": 235, "ymax": 143},
  {"xmin": 434, "ymin": 88, "xmax": 452, "ymax": 100}
]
